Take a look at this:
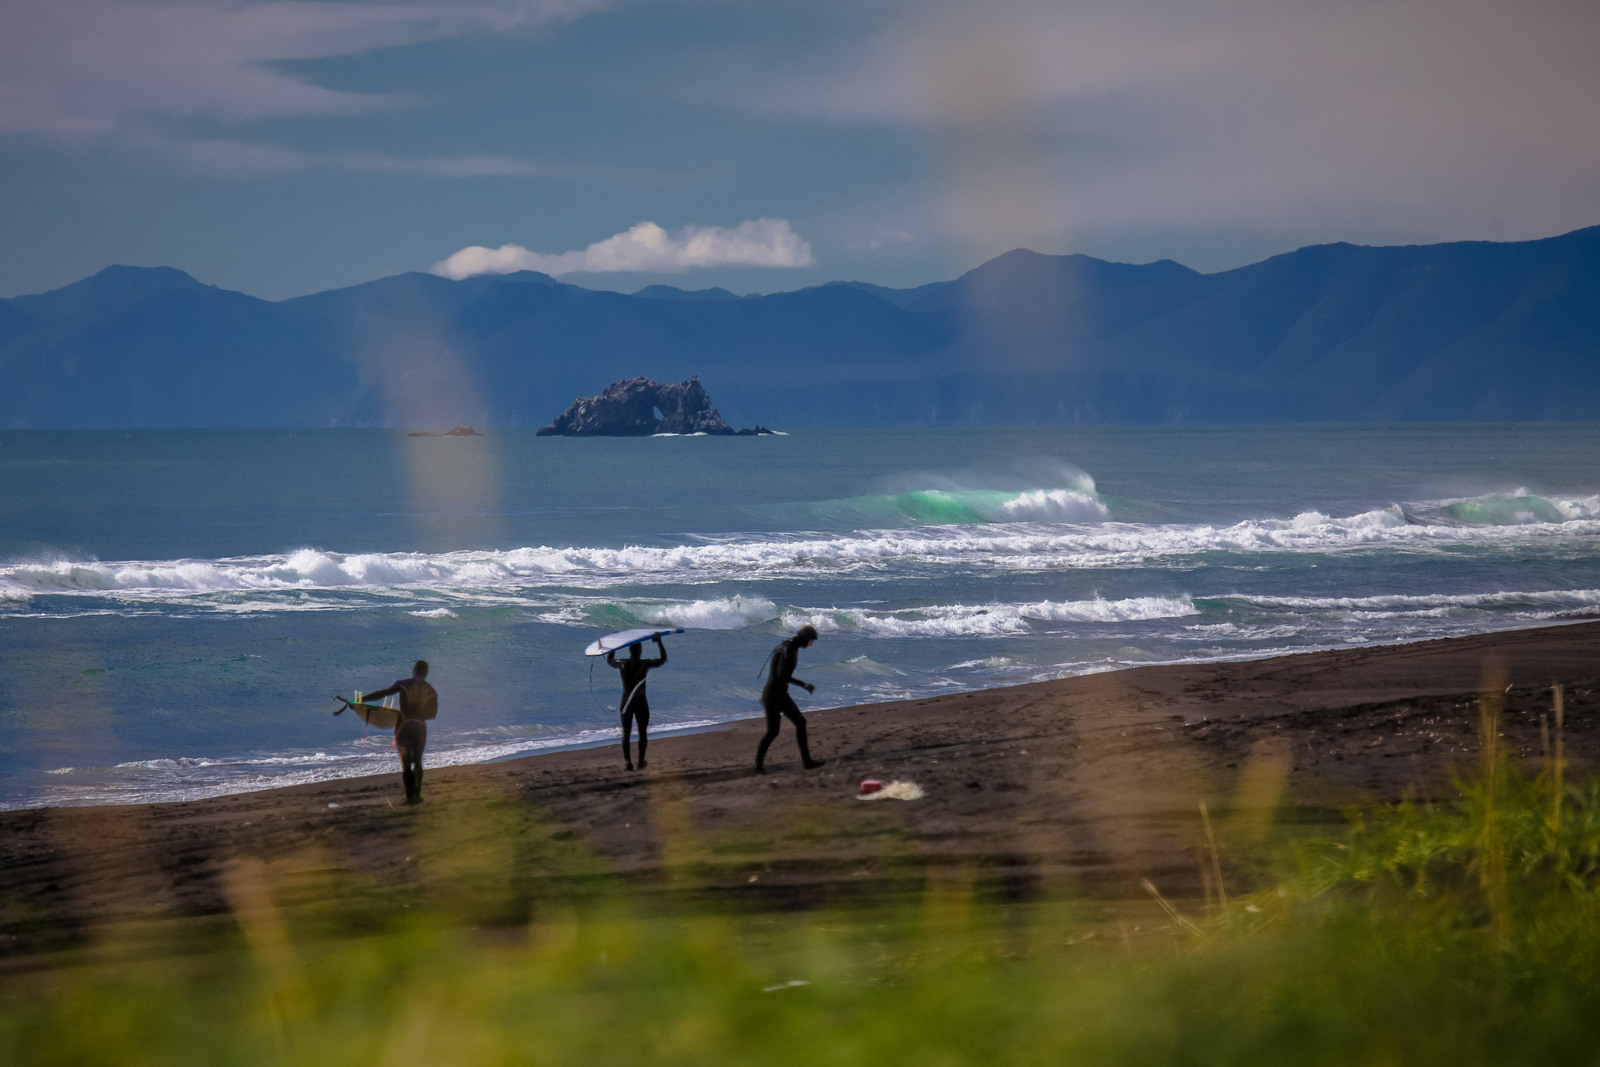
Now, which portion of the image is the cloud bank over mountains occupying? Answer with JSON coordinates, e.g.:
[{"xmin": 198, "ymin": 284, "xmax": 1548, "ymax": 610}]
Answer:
[
  {"xmin": 736, "ymin": 0, "xmax": 1600, "ymax": 263},
  {"xmin": 4, "ymin": 0, "xmax": 1600, "ymax": 300},
  {"xmin": 433, "ymin": 219, "xmax": 816, "ymax": 279}
]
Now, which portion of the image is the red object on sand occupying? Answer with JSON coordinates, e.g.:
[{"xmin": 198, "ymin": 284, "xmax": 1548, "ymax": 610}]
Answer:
[{"xmin": 859, "ymin": 779, "xmax": 883, "ymax": 796}]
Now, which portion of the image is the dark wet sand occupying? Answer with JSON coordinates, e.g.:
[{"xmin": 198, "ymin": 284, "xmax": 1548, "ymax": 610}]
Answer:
[{"xmin": 4, "ymin": 621, "xmax": 1598, "ymax": 962}]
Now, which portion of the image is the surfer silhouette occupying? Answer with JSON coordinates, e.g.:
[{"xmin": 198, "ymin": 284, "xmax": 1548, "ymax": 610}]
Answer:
[
  {"xmin": 608, "ymin": 635, "xmax": 666, "ymax": 770},
  {"xmin": 357, "ymin": 660, "xmax": 437, "ymax": 804},
  {"xmin": 756, "ymin": 624, "xmax": 826, "ymax": 774}
]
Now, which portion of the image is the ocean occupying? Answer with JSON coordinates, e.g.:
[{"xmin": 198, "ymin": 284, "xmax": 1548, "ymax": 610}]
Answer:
[{"xmin": 2, "ymin": 424, "xmax": 1598, "ymax": 810}]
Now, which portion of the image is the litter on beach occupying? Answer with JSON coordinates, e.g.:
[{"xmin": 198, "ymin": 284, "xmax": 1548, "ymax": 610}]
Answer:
[{"xmin": 857, "ymin": 780, "xmax": 923, "ymax": 801}]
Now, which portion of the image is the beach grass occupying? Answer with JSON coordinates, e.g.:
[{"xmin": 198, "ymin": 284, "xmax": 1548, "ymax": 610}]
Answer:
[{"xmin": 6, "ymin": 696, "xmax": 1600, "ymax": 1065}]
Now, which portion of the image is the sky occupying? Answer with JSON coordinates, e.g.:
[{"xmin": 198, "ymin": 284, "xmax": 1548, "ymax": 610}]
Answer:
[{"xmin": 2, "ymin": 0, "xmax": 1598, "ymax": 301}]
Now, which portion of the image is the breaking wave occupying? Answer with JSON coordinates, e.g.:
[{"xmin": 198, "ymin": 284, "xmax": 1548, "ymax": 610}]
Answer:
[
  {"xmin": 4, "ymin": 489, "xmax": 1597, "ymax": 609},
  {"xmin": 570, "ymin": 595, "xmax": 782, "ymax": 631},
  {"xmin": 1419, "ymin": 490, "xmax": 1600, "ymax": 526},
  {"xmin": 809, "ymin": 474, "xmax": 1109, "ymax": 527},
  {"xmin": 1216, "ymin": 587, "xmax": 1600, "ymax": 619},
  {"xmin": 547, "ymin": 594, "xmax": 1198, "ymax": 638},
  {"xmin": 779, "ymin": 595, "xmax": 1199, "ymax": 637}
]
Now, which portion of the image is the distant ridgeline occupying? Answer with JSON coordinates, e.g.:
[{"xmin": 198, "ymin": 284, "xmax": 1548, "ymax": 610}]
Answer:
[
  {"xmin": 4, "ymin": 225, "xmax": 1600, "ymax": 427},
  {"xmin": 536, "ymin": 376, "xmax": 773, "ymax": 436}
]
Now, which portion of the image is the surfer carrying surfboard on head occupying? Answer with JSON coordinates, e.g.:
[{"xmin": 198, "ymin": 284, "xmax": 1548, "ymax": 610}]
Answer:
[
  {"xmin": 756, "ymin": 624, "xmax": 826, "ymax": 774},
  {"xmin": 608, "ymin": 635, "xmax": 667, "ymax": 770},
  {"xmin": 350, "ymin": 660, "xmax": 437, "ymax": 804}
]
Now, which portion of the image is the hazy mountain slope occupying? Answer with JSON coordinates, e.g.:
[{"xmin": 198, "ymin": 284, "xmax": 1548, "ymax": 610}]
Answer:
[
  {"xmin": 0, "ymin": 268, "xmax": 350, "ymax": 428},
  {"xmin": 1, "ymin": 228, "xmax": 1596, "ymax": 427}
]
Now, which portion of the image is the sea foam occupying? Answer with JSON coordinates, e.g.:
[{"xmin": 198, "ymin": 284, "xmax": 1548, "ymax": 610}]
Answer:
[
  {"xmin": 4, "ymin": 494, "xmax": 1597, "ymax": 609},
  {"xmin": 778, "ymin": 595, "xmax": 1199, "ymax": 637}
]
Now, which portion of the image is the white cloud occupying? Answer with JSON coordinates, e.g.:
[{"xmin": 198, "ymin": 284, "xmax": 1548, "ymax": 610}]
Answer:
[
  {"xmin": 0, "ymin": 0, "xmax": 610, "ymax": 137},
  {"xmin": 432, "ymin": 219, "xmax": 817, "ymax": 279}
]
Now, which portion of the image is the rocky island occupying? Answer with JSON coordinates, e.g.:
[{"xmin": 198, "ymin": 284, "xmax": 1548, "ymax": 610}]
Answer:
[
  {"xmin": 406, "ymin": 425, "xmax": 483, "ymax": 437},
  {"xmin": 536, "ymin": 376, "xmax": 773, "ymax": 436}
]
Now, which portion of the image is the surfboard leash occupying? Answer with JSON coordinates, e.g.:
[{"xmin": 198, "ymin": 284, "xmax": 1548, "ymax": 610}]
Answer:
[
  {"xmin": 589, "ymin": 654, "xmax": 650, "ymax": 717},
  {"xmin": 588, "ymin": 653, "xmax": 607, "ymax": 716}
]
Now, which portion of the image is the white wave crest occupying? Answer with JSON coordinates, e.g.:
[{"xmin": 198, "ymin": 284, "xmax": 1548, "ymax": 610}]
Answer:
[
  {"xmin": 111, "ymin": 750, "xmax": 390, "ymax": 774},
  {"xmin": 5, "ymin": 499, "xmax": 1598, "ymax": 608},
  {"xmin": 1022, "ymin": 595, "xmax": 1199, "ymax": 623},
  {"xmin": 832, "ymin": 655, "xmax": 906, "ymax": 676},
  {"xmin": 950, "ymin": 656, "xmax": 1019, "ymax": 669},
  {"xmin": 785, "ymin": 595, "xmax": 1197, "ymax": 637},
  {"xmin": 990, "ymin": 488, "xmax": 1109, "ymax": 523},
  {"xmin": 638, "ymin": 595, "xmax": 779, "ymax": 629},
  {"xmin": 1230, "ymin": 587, "xmax": 1600, "ymax": 617},
  {"xmin": 1403, "ymin": 490, "xmax": 1600, "ymax": 526},
  {"xmin": 3, "ymin": 548, "xmax": 475, "ymax": 596},
  {"xmin": 1551, "ymin": 494, "xmax": 1600, "ymax": 520}
]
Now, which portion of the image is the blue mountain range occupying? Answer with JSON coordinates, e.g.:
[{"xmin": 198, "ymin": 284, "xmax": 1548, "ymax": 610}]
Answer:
[{"xmin": 3, "ymin": 226, "xmax": 1598, "ymax": 427}]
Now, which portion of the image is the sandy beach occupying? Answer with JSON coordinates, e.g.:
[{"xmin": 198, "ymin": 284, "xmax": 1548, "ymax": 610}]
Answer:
[{"xmin": 4, "ymin": 621, "xmax": 1597, "ymax": 963}]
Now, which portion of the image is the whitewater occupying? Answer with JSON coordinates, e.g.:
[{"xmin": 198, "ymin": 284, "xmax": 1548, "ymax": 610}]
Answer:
[{"xmin": 2, "ymin": 424, "xmax": 1597, "ymax": 809}]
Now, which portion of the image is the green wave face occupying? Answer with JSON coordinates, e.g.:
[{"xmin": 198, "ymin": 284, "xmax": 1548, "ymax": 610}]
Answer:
[
  {"xmin": 887, "ymin": 490, "xmax": 991, "ymax": 525},
  {"xmin": 806, "ymin": 484, "xmax": 1106, "ymax": 528},
  {"xmin": 1443, "ymin": 495, "xmax": 1566, "ymax": 525},
  {"xmin": 579, "ymin": 603, "xmax": 645, "ymax": 629}
]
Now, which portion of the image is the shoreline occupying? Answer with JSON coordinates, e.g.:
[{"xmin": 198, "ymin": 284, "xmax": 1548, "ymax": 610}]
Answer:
[
  {"xmin": 2, "ymin": 718, "xmax": 739, "ymax": 814},
  {"xmin": 14, "ymin": 619, "xmax": 1592, "ymax": 814},
  {"xmin": 4, "ymin": 620, "xmax": 1598, "ymax": 960}
]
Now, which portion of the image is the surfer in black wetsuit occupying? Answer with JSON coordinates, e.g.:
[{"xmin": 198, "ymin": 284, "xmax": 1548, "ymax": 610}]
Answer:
[
  {"xmin": 756, "ymin": 624, "xmax": 826, "ymax": 774},
  {"xmin": 608, "ymin": 635, "xmax": 666, "ymax": 770},
  {"xmin": 358, "ymin": 660, "xmax": 437, "ymax": 804}
]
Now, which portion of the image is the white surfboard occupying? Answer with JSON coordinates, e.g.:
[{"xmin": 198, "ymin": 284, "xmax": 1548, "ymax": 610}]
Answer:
[{"xmin": 584, "ymin": 627, "xmax": 684, "ymax": 657}]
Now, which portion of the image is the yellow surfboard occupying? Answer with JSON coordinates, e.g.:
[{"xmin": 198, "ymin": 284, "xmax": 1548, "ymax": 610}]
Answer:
[{"xmin": 334, "ymin": 695, "xmax": 400, "ymax": 729}]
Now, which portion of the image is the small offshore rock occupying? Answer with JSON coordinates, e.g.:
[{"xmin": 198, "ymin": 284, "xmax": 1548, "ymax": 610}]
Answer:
[{"xmin": 537, "ymin": 376, "xmax": 773, "ymax": 437}]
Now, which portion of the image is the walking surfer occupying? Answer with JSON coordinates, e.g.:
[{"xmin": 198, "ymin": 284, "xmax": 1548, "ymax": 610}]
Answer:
[
  {"xmin": 756, "ymin": 624, "xmax": 826, "ymax": 774},
  {"xmin": 608, "ymin": 635, "xmax": 666, "ymax": 770},
  {"xmin": 352, "ymin": 660, "xmax": 437, "ymax": 804}
]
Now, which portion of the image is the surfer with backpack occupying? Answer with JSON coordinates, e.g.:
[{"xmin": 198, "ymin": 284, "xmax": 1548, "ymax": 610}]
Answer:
[
  {"xmin": 756, "ymin": 624, "xmax": 827, "ymax": 774},
  {"xmin": 356, "ymin": 660, "xmax": 437, "ymax": 804},
  {"xmin": 608, "ymin": 634, "xmax": 667, "ymax": 770}
]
